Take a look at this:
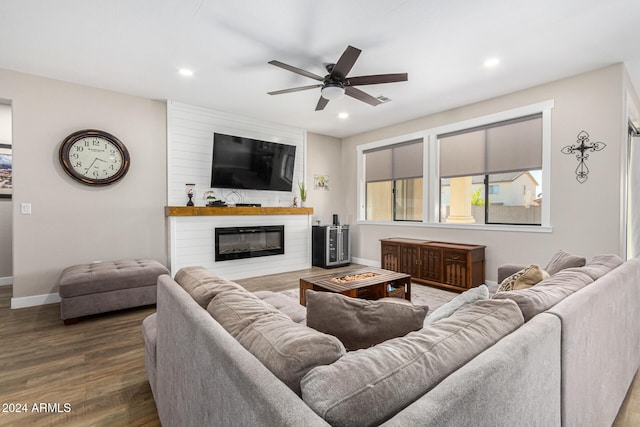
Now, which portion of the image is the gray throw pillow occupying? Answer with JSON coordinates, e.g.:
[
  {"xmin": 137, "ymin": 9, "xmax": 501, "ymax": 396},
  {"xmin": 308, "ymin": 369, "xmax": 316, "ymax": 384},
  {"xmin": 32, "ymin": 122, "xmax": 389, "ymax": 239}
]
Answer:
[
  {"xmin": 301, "ymin": 299, "xmax": 524, "ymax": 427},
  {"xmin": 305, "ymin": 290, "xmax": 429, "ymax": 351},
  {"xmin": 424, "ymin": 284, "xmax": 489, "ymax": 325},
  {"xmin": 544, "ymin": 250, "xmax": 586, "ymax": 275}
]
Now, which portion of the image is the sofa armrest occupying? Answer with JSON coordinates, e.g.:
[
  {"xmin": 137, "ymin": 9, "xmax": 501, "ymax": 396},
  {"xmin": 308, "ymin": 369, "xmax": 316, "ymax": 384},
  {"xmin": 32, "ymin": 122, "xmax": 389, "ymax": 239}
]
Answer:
[{"xmin": 497, "ymin": 264, "xmax": 526, "ymax": 283}]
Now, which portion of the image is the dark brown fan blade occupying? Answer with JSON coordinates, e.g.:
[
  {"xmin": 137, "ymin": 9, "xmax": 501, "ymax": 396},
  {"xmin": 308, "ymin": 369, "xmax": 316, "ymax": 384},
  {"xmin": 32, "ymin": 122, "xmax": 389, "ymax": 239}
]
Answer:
[
  {"xmin": 315, "ymin": 96, "xmax": 329, "ymax": 111},
  {"xmin": 330, "ymin": 46, "xmax": 361, "ymax": 80},
  {"xmin": 268, "ymin": 60, "xmax": 324, "ymax": 81},
  {"xmin": 345, "ymin": 73, "xmax": 408, "ymax": 86},
  {"xmin": 268, "ymin": 84, "xmax": 322, "ymax": 95},
  {"xmin": 345, "ymin": 86, "xmax": 382, "ymax": 106}
]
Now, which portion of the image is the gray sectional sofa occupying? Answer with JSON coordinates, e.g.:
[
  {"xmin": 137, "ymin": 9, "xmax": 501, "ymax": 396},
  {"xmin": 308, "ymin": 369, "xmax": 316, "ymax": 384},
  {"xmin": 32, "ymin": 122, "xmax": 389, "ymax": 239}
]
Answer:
[{"xmin": 142, "ymin": 255, "xmax": 640, "ymax": 426}]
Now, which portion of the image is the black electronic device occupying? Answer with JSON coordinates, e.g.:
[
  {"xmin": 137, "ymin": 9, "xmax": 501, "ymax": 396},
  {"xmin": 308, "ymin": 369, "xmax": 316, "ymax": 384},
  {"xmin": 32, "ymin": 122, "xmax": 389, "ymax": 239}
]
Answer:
[
  {"xmin": 210, "ymin": 132, "xmax": 296, "ymax": 192},
  {"xmin": 236, "ymin": 203, "xmax": 262, "ymax": 207}
]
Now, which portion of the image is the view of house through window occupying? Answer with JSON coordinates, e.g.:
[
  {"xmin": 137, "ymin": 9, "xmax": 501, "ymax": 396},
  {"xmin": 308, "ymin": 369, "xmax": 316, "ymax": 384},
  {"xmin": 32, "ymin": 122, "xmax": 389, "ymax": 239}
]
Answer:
[
  {"xmin": 365, "ymin": 140, "xmax": 423, "ymax": 221},
  {"xmin": 439, "ymin": 114, "xmax": 543, "ymax": 225}
]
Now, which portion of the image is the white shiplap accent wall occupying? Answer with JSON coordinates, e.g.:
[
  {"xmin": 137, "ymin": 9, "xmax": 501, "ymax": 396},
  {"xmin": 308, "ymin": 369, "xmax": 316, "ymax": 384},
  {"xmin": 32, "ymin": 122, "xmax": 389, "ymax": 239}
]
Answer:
[
  {"xmin": 168, "ymin": 101, "xmax": 305, "ymax": 206},
  {"xmin": 167, "ymin": 101, "xmax": 311, "ymax": 278}
]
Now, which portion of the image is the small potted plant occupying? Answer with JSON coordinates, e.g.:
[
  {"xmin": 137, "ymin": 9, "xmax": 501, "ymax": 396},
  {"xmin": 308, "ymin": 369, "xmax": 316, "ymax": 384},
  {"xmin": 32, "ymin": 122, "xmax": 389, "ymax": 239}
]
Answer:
[{"xmin": 298, "ymin": 181, "xmax": 307, "ymax": 207}]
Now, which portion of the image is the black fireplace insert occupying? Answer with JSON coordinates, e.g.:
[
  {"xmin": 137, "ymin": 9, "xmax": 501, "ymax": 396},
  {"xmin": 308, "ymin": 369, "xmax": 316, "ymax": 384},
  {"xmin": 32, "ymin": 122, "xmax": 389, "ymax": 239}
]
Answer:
[{"xmin": 215, "ymin": 225, "xmax": 285, "ymax": 261}]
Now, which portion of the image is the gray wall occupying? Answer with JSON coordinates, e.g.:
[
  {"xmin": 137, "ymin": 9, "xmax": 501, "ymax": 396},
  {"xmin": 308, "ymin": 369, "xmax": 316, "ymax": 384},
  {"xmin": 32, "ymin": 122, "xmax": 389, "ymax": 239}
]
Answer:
[
  {"xmin": 306, "ymin": 132, "xmax": 344, "ymax": 226},
  {"xmin": 341, "ymin": 64, "xmax": 628, "ymax": 281},
  {"xmin": 0, "ymin": 68, "xmax": 167, "ymax": 301}
]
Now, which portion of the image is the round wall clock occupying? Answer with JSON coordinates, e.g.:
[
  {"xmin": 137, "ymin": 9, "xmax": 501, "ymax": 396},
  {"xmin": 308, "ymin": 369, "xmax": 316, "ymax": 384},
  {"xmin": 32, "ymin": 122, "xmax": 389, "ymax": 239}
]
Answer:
[{"xmin": 59, "ymin": 129, "xmax": 130, "ymax": 186}]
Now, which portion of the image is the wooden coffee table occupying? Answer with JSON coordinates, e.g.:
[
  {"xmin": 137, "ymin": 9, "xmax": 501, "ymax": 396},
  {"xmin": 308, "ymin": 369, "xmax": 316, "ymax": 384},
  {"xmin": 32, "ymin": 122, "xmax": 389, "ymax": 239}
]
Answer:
[{"xmin": 299, "ymin": 267, "xmax": 411, "ymax": 306}]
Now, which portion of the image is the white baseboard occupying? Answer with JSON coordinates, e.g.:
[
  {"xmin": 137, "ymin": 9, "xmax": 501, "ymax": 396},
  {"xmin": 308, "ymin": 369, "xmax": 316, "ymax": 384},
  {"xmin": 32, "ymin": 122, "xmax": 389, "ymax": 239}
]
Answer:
[
  {"xmin": 0, "ymin": 276, "xmax": 12, "ymax": 286},
  {"xmin": 351, "ymin": 257, "xmax": 379, "ymax": 268},
  {"xmin": 11, "ymin": 292, "xmax": 61, "ymax": 309}
]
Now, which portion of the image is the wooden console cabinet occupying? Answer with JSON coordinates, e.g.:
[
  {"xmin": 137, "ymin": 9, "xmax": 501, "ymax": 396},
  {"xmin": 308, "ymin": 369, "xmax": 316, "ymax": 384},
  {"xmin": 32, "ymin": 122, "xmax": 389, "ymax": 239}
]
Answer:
[{"xmin": 380, "ymin": 238, "xmax": 485, "ymax": 292}]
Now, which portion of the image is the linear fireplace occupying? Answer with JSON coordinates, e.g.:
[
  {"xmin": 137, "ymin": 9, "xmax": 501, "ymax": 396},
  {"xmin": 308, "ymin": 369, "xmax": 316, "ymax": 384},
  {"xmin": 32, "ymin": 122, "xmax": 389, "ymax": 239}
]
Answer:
[{"xmin": 215, "ymin": 225, "xmax": 285, "ymax": 261}]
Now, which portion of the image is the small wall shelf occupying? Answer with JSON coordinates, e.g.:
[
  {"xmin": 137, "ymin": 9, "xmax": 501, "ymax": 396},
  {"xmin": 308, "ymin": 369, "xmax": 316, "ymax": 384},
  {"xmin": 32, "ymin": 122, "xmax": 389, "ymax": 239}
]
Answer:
[{"xmin": 165, "ymin": 206, "xmax": 314, "ymax": 217}]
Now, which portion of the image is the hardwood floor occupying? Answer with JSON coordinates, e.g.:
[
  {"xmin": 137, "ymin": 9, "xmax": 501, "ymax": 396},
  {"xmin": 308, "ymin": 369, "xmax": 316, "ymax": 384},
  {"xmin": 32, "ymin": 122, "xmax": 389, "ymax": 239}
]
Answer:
[{"xmin": 1, "ymin": 267, "xmax": 639, "ymax": 426}]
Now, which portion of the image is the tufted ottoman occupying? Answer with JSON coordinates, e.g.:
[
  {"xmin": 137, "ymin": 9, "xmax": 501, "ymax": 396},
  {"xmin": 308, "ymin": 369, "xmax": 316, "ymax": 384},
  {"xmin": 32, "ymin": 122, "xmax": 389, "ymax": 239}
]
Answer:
[{"xmin": 59, "ymin": 259, "xmax": 169, "ymax": 324}]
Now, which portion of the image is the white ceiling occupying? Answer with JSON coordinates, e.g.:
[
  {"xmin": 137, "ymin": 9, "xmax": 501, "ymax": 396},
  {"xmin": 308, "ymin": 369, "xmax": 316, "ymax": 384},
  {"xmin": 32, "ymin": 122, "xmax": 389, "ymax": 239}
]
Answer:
[{"xmin": 1, "ymin": 0, "xmax": 640, "ymax": 138}]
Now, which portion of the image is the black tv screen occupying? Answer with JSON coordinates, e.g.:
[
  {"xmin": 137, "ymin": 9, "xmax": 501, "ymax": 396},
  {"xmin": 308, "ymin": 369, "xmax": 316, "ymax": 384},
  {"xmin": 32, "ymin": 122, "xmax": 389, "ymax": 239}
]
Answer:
[{"xmin": 210, "ymin": 133, "xmax": 296, "ymax": 192}]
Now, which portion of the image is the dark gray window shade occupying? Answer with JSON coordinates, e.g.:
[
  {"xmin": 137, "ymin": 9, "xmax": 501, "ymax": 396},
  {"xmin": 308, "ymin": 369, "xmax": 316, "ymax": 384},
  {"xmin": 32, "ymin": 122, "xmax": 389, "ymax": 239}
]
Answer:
[
  {"xmin": 439, "ymin": 114, "xmax": 542, "ymax": 178},
  {"xmin": 365, "ymin": 139, "xmax": 423, "ymax": 182}
]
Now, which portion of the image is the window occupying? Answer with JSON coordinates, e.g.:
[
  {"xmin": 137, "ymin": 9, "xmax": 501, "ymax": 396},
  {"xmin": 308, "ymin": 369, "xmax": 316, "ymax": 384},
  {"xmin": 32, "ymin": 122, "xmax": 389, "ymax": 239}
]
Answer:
[
  {"xmin": 357, "ymin": 100, "xmax": 552, "ymax": 229},
  {"xmin": 438, "ymin": 114, "xmax": 543, "ymax": 225},
  {"xmin": 364, "ymin": 139, "xmax": 423, "ymax": 221}
]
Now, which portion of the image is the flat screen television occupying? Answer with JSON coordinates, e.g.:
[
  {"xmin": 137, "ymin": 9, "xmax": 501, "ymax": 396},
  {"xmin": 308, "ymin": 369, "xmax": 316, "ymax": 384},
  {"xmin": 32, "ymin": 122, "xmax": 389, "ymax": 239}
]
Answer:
[{"xmin": 210, "ymin": 132, "xmax": 296, "ymax": 192}]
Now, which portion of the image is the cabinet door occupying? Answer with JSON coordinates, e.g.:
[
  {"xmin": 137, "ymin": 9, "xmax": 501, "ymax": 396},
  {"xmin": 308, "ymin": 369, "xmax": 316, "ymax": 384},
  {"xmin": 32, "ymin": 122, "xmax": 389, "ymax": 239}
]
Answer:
[
  {"xmin": 420, "ymin": 247, "xmax": 442, "ymax": 282},
  {"xmin": 381, "ymin": 242, "xmax": 399, "ymax": 271},
  {"xmin": 400, "ymin": 245, "xmax": 420, "ymax": 277},
  {"xmin": 443, "ymin": 249, "xmax": 468, "ymax": 288}
]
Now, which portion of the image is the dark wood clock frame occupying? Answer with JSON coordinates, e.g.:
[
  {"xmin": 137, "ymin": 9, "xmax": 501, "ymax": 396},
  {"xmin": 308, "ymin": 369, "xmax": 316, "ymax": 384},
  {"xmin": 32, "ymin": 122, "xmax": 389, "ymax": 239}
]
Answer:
[{"xmin": 59, "ymin": 129, "xmax": 130, "ymax": 186}]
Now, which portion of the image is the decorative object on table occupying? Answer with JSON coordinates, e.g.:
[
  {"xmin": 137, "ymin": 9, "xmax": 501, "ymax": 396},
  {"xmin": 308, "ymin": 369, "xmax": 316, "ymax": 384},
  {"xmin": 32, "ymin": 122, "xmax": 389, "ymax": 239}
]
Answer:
[
  {"xmin": 185, "ymin": 184, "xmax": 195, "ymax": 206},
  {"xmin": 314, "ymin": 174, "xmax": 329, "ymax": 190},
  {"xmin": 203, "ymin": 190, "xmax": 218, "ymax": 206},
  {"xmin": 561, "ymin": 130, "xmax": 606, "ymax": 183},
  {"xmin": 298, "ymin": 181, "xmax": 307, "ymax": 206},
  {"xmin": 59, "ymin": 129, "xmax": 130, "ymax": 186},
  {"xmin": 293, "ymin": 196, "xmax": 298, "ymax": 207}
]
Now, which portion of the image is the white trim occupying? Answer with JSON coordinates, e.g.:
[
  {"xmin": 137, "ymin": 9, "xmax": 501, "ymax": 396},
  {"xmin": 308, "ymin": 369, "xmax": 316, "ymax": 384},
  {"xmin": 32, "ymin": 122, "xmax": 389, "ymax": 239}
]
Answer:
[
  {"xmin": 428, "ymin": 100, "xmax": 555, "ymax": 136},
  {"xmin": 11, "ymin": 292, "xmax": 60, "ymax": 309},
  {"xmin": 0, "ymin": 276, "xmax": 12, "ymax": 286},
  {"xmin": 356, "ymin": 219, "xmax": 553, "ymax": 233}
]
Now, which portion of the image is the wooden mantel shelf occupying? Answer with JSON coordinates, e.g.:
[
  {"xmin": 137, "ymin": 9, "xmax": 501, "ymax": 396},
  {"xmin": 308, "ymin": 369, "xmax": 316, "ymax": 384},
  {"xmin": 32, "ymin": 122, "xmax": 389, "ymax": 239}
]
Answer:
[{"xmin": 165, "ymin": 206, "xmax": 314, "ymax": 217}]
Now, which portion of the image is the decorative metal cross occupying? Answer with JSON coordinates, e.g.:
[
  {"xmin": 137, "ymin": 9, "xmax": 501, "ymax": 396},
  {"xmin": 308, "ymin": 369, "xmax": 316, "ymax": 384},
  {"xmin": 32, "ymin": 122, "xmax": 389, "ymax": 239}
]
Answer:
[{"xmin": 561, "ymin": 130, "xmax": 606, "ymax": 183}]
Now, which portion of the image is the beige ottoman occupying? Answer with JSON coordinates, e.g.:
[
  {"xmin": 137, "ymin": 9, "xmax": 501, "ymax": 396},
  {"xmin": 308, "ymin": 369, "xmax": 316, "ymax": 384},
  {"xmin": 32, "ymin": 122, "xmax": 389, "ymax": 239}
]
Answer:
[{"xmin": 59, "ymin": 259, "xmax": 169, "ymax": 324}]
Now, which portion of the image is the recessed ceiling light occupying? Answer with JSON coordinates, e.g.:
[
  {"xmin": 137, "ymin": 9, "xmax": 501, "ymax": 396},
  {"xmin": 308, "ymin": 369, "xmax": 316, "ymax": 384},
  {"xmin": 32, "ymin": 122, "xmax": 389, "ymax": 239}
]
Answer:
[
  {"xmin": 338, "ymin": 112, "xmax": 349, "ymax": 119},
  {"xmin": 483, "ymin": 58, "xmax": 500, "ymax": 68},
  {"xmin": 178, "ymin": 68, "xmax": 194, "ymax": 77}
]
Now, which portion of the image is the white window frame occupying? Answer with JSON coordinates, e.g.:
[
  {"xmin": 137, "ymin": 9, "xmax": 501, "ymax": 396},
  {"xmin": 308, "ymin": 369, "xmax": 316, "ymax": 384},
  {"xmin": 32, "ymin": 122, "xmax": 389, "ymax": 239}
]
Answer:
[{"xmin": 356, "ymin": 100, "xmax": 554, "ymax": 232}]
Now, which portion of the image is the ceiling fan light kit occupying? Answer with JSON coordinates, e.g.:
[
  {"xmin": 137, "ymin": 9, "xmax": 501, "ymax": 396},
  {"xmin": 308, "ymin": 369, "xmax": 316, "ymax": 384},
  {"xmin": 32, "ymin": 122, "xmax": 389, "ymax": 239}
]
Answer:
[
  {"xmin": 268, "ymin": 45, "xmax": 408, "ymax": 111},
  {"xmin": 321, "ymin": 83, "xmax": 345, "ymax": 100}
]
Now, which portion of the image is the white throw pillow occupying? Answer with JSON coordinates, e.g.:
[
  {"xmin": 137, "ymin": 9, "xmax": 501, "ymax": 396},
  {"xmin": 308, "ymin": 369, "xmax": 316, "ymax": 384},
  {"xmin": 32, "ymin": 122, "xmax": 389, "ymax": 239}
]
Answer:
[{"xmin": 424, "ymin": 284, "xmax": 489, "ymax": 325}]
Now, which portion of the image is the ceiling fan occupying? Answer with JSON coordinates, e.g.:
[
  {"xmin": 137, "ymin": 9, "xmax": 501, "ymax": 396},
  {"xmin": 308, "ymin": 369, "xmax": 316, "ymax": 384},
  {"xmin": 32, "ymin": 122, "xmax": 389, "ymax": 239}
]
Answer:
[{"xmin": 267, "ymin": 45, "xmax": 408, "ymax": 111}]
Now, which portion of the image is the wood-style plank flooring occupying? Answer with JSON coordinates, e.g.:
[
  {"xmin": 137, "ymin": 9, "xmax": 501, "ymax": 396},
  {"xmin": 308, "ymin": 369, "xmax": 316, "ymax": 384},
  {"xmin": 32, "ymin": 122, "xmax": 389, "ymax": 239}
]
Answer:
[{"xmin": 0, "ymin": 265, "xmax": 639, "ymax": 426}]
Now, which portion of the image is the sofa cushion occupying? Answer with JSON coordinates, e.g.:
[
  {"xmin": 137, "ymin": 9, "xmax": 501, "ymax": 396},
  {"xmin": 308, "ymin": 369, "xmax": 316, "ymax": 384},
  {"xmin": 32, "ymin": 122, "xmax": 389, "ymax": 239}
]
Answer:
[
  {"xmin": 492, "ymin": 268, "xmax": 593, "ymax": 321},
  {"xmin": 253, "ymin": 290, "xmax": 307, "ymax": 323},
  {"xmin": 496, "ymin": 264, "xmax": 549, "ymax": 293},
  {"xmin": 174, "ymin": 266, "xmax": 245, "ymax": 308},
  {"xmin": 301, "ymin": 299, "xmax": 524, "ymax": 426},
  {"xmin": 578, "ymin": 254, "xmax": 624, "ymax": 280},
  {"xmin": 207, "ymin": 288, "xmax": 282, "ymax": 336},
  {"xmin": 208, "ymin": 288, "xmax": 345, "ymax": 395},
  {"xmin": 424, "ymin": 284, "xmax": 489, "ymax": 325},
  {"xmin": 544, "ymin": 250, "xmax": 586, "ymax": 275},
  {"xmin": 305, "ymin": 290, "xmax": 429, "ymax": 351}
]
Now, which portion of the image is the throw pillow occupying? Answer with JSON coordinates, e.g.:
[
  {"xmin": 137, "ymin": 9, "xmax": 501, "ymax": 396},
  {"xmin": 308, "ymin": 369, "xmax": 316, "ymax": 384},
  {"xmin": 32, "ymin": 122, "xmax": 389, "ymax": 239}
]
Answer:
[
  {"xmin": 496, "ymin": 264, "xmax": 549, "ymax": 293},
  {"xmin": 305, "ymin": 290, "xmax": 429, "ymax": 351},
  {"xmin": 544, "ymin": 250, "xmax": 586, "ymax": 276},
  {"xmin": 301, "ymin": 299, "xmax": 524, "ymax": 427},
  {"xmin": 424, "ymin": 284, "xmax": 489, "ymax": 325}
]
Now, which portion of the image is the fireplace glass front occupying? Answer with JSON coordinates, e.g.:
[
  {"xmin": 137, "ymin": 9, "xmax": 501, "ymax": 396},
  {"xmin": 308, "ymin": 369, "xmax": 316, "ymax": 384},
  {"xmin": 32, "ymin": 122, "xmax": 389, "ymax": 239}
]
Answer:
[{"xmin": 215, "ymin": 225, "xmax": 285, "ymax": 261}]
